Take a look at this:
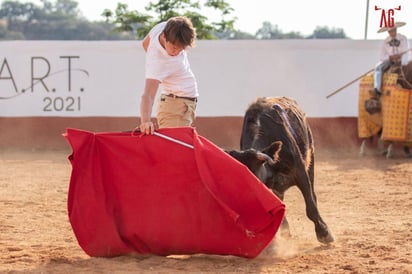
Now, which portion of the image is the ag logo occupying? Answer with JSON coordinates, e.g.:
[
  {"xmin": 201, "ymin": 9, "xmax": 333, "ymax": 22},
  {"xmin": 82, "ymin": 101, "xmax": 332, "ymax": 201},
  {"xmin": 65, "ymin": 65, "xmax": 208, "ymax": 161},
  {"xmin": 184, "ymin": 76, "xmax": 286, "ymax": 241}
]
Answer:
[{"xmin": 375, "ymin": 5, "xmax": 401, "ymax": 28}]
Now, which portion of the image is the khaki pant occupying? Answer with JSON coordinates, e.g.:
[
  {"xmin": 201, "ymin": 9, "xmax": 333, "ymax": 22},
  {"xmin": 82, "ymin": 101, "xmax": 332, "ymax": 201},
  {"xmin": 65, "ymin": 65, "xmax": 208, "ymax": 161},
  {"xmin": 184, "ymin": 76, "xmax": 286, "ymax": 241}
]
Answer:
[{"xmin": 156, "ymin": 94, "xmax": 197, "ymax": 128}]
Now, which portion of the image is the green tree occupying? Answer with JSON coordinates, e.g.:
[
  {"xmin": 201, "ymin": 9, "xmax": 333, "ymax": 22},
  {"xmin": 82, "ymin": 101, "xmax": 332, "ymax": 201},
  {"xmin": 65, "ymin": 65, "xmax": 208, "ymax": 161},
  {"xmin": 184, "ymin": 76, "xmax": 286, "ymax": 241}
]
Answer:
[
  {"xmin": 255, "ymin": 21, "xmax": 304, "ymax": 39},
  {"xmin": 0, "ymin": 20, "xmax": 23, "ymax": 39},
  {"xmin": 0, "ymin": 0, "xmax": 134, "ymax": 40},
  {"xmin": 255, "ymin": 22, "xmax": 348, "ymax": 39},
  {"xmin": 0, "ymin": 1, "xmax": 37, "ymax": 34},
  {"xmin": 307, "ymin": 26, "xmax": 347, "ymax": 39},
  {"xmin": 215, "ymin": 29, "xmax": 254, "ymax": 39},
  {"xmin": 102, "ymin": 0, "xmax": 237, "ymax": 39},
  {"xmin": 53, "ymin": 0, "xmax": 80, "ymax": 18}
]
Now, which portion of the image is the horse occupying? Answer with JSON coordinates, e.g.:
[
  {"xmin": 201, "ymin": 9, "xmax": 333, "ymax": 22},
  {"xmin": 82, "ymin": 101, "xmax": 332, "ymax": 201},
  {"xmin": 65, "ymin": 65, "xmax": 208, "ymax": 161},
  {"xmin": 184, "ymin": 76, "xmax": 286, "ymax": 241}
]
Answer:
[{"xmin": 359, "ymin": 60, "xmax": 412, "ymax": 158}]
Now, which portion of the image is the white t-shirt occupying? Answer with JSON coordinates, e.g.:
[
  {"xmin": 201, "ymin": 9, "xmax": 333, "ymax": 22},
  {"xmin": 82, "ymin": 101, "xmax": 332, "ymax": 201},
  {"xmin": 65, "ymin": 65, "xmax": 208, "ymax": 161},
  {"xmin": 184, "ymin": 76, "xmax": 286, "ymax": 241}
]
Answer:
[
  {"xmin": 145, "ymin": 22, "xmax": 198, "ymax": 98},
  {"xmin": 380, "ymin": 33, "xmax": 410, "ymax": 65}
]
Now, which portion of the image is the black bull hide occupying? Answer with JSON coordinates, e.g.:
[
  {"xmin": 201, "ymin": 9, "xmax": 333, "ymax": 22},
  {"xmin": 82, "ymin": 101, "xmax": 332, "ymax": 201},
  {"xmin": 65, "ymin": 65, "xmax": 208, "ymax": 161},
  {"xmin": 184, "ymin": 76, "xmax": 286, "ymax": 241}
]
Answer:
[{"xmin": 227, "ymin": 97, "xmax": 334, "ymax": 244}]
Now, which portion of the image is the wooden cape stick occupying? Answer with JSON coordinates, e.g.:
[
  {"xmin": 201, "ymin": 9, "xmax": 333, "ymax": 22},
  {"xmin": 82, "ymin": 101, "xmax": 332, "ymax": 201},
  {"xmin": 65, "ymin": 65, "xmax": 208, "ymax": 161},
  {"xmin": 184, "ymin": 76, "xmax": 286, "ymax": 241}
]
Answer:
[
  {"xmin": 153, "ymin": 131, "xmax": 194, "ymax": 149},
  {"xmin": 326, "ymin": 47, "xmax": 412, "ymax": 99},
  {"xmin": 131, "ymin": 129, "xmax": 195, "ymax": 149}
]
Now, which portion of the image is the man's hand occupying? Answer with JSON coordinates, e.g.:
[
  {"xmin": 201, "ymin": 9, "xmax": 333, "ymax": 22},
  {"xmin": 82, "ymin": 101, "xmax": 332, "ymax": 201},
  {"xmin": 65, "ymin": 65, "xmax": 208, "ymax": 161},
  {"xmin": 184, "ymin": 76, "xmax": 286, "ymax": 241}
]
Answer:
[
  {"xmin": 390, "ymin": 54, "xmax": 401, "ymax": 62},
  {"xmin": 140, "ymin": 121, "xmax": 155, "ymax": 135}
]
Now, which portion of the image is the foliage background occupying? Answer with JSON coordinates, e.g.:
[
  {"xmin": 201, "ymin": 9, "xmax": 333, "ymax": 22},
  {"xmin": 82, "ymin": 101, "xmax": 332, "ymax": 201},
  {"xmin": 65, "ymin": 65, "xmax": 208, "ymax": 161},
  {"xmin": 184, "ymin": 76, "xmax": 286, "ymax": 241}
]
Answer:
[{"xmin": 0, "ymin": 0, "xmax": 348, "ymax": 40}]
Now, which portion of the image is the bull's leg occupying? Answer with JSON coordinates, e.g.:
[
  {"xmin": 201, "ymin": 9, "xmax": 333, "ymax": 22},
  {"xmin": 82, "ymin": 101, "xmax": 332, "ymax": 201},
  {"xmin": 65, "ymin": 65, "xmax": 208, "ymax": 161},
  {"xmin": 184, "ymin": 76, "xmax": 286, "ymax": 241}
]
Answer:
[
  {"xmin": 272, "ymin": 191, "xmax": 291, "ymax": 238},
  {"xmin": 308, "ymin": 154, "xmax": 333, "ymax": 243},
  {"xmin": 296, "ymin": 170, "xmax": 334, "ymax": 244},
  {"xmin": 279, "ymin": 217, "xmax": 291, "ymax": 237},
  {"xmin": 303, "ymin": 188, "xmax": 334, "ymax": 244},
  {"xmin": 308, "ymin": 152, "xmax": 316, "ymax": 203}
]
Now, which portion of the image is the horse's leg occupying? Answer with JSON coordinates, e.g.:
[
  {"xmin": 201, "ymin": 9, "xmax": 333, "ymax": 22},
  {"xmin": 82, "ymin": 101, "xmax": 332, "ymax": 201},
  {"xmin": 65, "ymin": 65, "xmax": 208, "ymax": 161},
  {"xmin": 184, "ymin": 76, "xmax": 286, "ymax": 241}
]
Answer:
[
  {"xmin": 376, "ymin": 129, "xmax": 386, "ymax": 154},
  {"xmin": 359, "ymin": 139, "xmax": 366, "ymax": 156},
  {"xmin": 377, "ymin": 136, "xmax": 385, "ymax": 152},
  {"xmin": 404, "ymin": 146, "xmax": 412, "ymax": 158},
  {"xmin": 386, "ymin": 142, "xmax": 394, "ymax": 158}
]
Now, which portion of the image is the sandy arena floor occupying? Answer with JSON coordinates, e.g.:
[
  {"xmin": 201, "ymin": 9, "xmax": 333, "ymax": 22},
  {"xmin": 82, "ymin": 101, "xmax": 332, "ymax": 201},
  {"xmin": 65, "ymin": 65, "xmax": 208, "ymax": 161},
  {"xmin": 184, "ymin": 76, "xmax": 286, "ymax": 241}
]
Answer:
[{"xmin": 0, "ymin": 147, "xmax": 411, "ymax": 273}]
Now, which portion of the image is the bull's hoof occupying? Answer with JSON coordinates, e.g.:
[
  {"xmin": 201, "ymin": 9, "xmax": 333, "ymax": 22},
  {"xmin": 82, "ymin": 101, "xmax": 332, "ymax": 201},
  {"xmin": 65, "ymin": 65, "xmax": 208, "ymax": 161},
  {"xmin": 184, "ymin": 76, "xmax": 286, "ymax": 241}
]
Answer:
[{"xmin": 317, "ymin": 232, "xmax": 334, "ymax": 244}]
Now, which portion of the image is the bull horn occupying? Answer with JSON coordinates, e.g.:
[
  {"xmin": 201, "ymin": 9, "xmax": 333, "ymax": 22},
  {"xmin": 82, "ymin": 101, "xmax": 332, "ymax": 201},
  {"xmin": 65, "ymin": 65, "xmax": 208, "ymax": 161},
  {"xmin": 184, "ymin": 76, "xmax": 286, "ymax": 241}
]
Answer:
[{"xmin": 256, "ymin": 152, "xmax": 275, "ymax": 164}]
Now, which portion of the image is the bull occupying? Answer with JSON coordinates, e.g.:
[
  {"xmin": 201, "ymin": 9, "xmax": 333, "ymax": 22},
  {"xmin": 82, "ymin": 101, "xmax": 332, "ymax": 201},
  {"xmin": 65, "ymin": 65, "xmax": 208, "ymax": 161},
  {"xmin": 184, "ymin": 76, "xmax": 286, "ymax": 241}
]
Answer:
[{"xmin": 227, "ymin": 97, "xmax": 334, "ymax": 244}]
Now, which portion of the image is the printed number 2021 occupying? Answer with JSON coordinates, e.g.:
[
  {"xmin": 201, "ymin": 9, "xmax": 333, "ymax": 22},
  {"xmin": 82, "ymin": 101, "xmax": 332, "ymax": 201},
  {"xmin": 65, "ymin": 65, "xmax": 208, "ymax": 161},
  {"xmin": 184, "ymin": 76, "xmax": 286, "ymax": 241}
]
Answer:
[{"xmin": 43, "ymin": 96, "xmax": 81, "ymax": 112}]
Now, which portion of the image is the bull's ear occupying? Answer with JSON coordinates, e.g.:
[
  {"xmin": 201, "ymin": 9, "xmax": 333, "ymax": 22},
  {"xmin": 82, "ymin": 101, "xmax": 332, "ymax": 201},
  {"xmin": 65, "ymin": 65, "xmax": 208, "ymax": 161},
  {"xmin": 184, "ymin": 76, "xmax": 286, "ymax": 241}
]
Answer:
[{"xmin": 262, "ymin": 141, "xmax": 282, "ymax": 162}]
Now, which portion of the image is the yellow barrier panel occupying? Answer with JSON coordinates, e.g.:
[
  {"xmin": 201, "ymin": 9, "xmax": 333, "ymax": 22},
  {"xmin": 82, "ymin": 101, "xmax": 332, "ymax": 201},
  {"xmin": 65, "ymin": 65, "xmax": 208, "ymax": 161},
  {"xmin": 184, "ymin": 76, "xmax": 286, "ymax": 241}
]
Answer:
[
  {"xmin": 381, "ymin": 86, "xmax": 412, "ymax": 142},
  {"xmin": 358, "ymin": 72, "xmax": 412, "ymax": 143}
]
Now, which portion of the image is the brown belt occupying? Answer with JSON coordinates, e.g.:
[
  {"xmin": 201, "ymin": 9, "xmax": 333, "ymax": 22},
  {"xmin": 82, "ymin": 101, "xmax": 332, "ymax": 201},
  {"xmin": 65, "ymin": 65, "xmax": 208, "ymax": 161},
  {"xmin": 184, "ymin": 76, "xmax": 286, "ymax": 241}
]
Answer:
[{"xmin": 163, "ymin": 94, "xmax": 197, "ymax": 102}]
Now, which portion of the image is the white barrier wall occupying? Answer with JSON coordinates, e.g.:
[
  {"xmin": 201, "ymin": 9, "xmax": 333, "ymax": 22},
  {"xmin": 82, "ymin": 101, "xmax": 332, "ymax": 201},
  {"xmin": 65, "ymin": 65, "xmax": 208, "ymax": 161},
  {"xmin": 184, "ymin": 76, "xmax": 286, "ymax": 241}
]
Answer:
[
  {"xmin": 1, "ymin": 40, "xmax": 409, "ymax": 118},
  {"xmin": 0, "ymin": 41, "xmax": 142, "ymax": 117}
]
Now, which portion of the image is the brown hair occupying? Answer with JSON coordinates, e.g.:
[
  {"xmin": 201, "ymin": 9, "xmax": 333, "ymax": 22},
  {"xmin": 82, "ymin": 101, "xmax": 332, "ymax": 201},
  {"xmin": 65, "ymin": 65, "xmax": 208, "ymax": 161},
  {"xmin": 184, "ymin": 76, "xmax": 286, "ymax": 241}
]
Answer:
[{"xmin": 163, "ymin": 16, "xmax": 196, "ymax": 48}]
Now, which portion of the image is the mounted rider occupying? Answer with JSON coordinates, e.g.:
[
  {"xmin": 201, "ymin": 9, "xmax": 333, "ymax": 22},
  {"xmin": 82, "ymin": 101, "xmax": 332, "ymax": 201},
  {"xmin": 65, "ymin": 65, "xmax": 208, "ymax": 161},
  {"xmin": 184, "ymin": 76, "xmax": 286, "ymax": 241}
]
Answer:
[{"xmin": 373, "ymin": 22, "xmax": 410, "ymax": 96}]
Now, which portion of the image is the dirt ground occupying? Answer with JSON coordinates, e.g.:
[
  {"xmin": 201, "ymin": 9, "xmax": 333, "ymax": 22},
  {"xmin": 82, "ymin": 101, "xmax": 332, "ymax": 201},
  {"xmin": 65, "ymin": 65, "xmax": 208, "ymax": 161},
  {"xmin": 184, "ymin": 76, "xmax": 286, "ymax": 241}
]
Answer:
[{"xmin": 1, "ymin": 146, "xmax": 411, "ymax": 274}]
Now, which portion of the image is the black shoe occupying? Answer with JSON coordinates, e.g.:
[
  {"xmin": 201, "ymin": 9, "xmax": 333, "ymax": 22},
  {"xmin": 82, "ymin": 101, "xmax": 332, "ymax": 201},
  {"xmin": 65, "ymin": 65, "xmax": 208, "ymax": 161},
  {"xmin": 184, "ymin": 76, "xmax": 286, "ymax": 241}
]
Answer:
[{"xmin": 373, "ymin": 88, "xmax": 382, "ymax": 96}]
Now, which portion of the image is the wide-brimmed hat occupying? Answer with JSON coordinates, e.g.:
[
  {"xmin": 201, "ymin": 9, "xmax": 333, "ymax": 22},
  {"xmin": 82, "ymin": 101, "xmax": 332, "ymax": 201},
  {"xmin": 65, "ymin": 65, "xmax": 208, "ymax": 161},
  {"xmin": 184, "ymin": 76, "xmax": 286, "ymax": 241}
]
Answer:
[{"xmin": 377, "ymin": 21, "xmax": 406, "ymax": 33}]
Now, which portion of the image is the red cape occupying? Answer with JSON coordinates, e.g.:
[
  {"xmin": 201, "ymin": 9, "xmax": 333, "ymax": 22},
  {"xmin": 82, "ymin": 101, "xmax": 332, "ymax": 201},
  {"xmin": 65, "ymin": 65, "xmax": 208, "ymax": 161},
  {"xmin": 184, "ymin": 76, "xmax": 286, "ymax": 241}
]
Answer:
[{"xmin": 64, "ymin": 127, "xmax": 285, "ymax": 258}]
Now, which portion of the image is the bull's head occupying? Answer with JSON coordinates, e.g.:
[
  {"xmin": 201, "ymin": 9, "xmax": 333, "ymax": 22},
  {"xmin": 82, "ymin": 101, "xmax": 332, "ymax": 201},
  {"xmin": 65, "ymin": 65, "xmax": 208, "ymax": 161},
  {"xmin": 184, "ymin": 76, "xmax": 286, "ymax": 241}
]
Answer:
[{"xmin": 226, "ymin": 141, "xmax": 283, "ymax": 189}]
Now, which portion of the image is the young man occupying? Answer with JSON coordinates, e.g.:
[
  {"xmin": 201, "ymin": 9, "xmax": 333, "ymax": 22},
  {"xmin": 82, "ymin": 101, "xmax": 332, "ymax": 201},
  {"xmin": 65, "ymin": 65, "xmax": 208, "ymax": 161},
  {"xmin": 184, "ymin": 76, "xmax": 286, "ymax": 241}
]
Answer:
[
  {"xmin": 139, "ymin": 16, "xmax": 198, "ymax": 135},
  {"xmin": 374, "ymin": 22, "xmax": 409, "ymax": 95}
]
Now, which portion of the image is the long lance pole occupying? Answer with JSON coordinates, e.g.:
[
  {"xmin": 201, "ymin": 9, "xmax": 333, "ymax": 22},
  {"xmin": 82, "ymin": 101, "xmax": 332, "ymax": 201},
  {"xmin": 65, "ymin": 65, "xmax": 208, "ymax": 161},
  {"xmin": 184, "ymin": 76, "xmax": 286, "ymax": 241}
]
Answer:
[
  {"xmin": 326, "ymin": 47, "xmax": 412, "ymax": 99},
  {"xmin": 326, "ymin": 68, "xmax": 374, "ymax": 99},
  {"xmin": 364, "ymin": 0, "xmax": 370, "ymax": 40}
]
